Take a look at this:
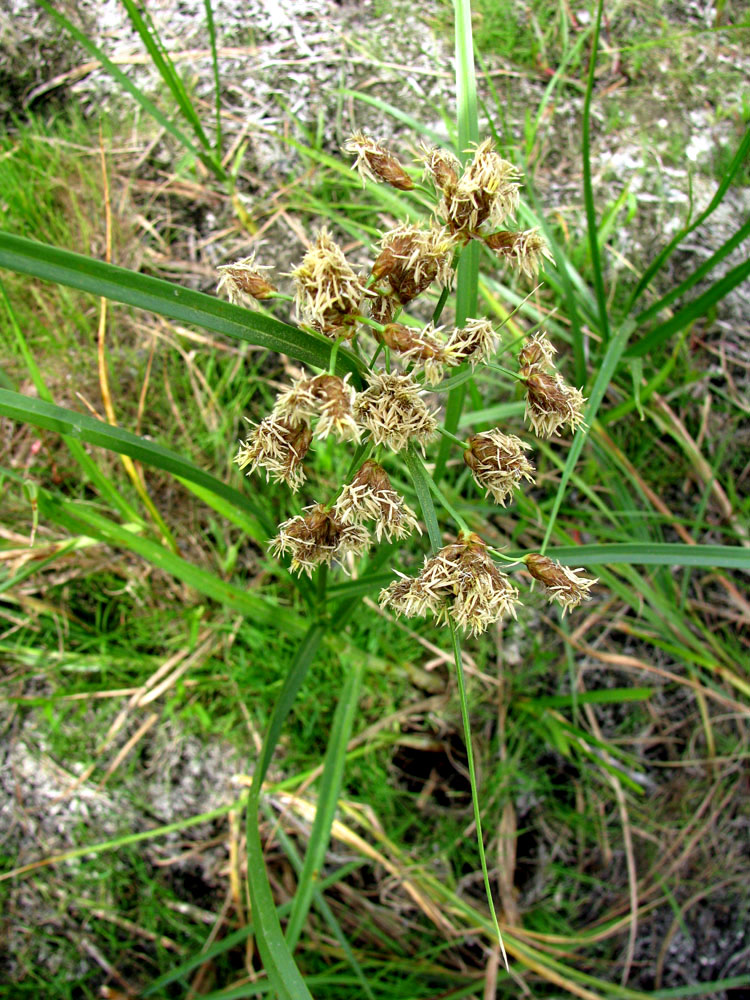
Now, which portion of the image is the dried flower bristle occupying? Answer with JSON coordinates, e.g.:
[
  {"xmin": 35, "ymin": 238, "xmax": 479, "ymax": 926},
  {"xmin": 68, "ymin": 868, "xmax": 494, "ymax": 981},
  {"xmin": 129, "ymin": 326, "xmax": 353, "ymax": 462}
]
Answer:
[
  {"xmin": 334, "ymin": 460, "xmax": 420, "ymax": 542},
  {"xmin": 344, "ymin": 132, "xmax": 414, "ymax": 190},
  {"xmin": 291, "ymin": 229, "xmax": 365, "ymax": 338},
  {"xmin": 417, "ymin": 141, "xmax": 461, "ymax": 192},
  {"xmin": 379, "ymin": 534, "xmax": 520, "ymax": 636},
  {"xmin": 274, "ymin": 374, "xmax": 360, "ymax": 442},
  {"xmin": 271, "ymin": 503, "xmax": 370, "ymax": 576},
  {"xmin": 372, "ymin": 223, "xmax": 455, "ymax": 305},
  {"xmin": 353, "ymin": 371, "xmax": 438, "ymax": 453},
  {"xmin": 445, "ymin": 317, "xmax": 499, "ymax": 366},
  {"xmin": 369, "ymin": 294, "xmax": 396, "ymax": 326},
  {"xmin": 524, "ymin": 371, "xmax": 586, "ymax": 438},
  {"xmin": 217, "ymin": 254, "xmax": 276, "ymax": 304},
  {"xmin": 235, "ymin": 414, "xmax": 312, "ymax": 492},
  {"xmin": 518, "ymin": 331, "xmax": 556, "ymax": 376},
  {"xmin": 441, "ymin": 139, "xmax": 520, "ymax": 238},
  {"xmin": 379, "ymin": 322, "xmax": 454, "ymax": 385},
  {"xmin": 483, "ymin": 228, "xmax": 553, "ymax": 279},
  {"xmin": 526, "ymin": 554, "xmax": 597, "ymax": 615},
  {"xmin": 464, "ymin": 430, "xmax": 535, "ymax": 506},
  {"xmin": 307, "ymin": 374, "xmax": 361, "ymax": 442}
]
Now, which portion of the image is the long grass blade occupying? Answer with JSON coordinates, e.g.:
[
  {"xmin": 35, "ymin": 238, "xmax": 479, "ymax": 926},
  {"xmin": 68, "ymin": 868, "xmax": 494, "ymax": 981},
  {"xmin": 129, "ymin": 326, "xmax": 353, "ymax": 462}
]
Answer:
[
  {"xmin": 246, "ymin": 623, "xmax": 325, "ymax": 1000},
  {"xmin": 449, "ymin": 621, "xmax": 509, "ymax": 970},
  {"xmin": 0, "ymin": 389, "xmax": 273, "ymax": 534},
  {"xmin": 435, "ymin": 0, "xmax": 480, "ymax": 480},
  {"xmin": 634, "ymin": 216, "xmax": 750, "ymax": 327},
  {"xmin": 0, "ymin": 232, "xmax": 363, "ymax": 381},
  {"xmin": 34, "ymin": 0, "xmax": 222, "ymax": 179},
  {"xmin": 545, "ymin": 542, "xmax": 750, "ymax": 571},
  {"xmin": 203, "ymin": 0, "xmax": 223, "ymax": 157},
  {"xmin": 542, "ymin": 319, "xmax": 634, "ymax": 551},
  {"xmin": 625, "ymin": 124, "xmax": 750, "ymax": 312},
  {"xmin": 582, "ymin": 0, "xmax": 610, "ymax": 345},
  {"xmin": 120, "ymin": 0, "xmax": 216, "ymax": 156},
  {"xmin": 625, "ymin": 255, "xmax": 750, "ymax": 358},
  {"xmin": 285, "ymin": 659, "xmax": 363, "ymax": 949},
  {"xmin": 0, "ymin": 281, "xmax": 142, "ymax": 524},
  {"xmin": 405, "ymin": 443, "xmax": 442, "ymax": 554},
  {"xmin": 35, "ymin": 489, "xmax": 302, "ymax": 632}
]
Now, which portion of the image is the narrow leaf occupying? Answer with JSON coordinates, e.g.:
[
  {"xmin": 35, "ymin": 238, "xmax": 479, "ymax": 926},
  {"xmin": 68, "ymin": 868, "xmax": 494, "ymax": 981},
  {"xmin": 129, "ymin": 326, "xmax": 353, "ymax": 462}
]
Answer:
[{"xmin": 0, "ymin": 232, "xmax": 363, "ymax": 381}]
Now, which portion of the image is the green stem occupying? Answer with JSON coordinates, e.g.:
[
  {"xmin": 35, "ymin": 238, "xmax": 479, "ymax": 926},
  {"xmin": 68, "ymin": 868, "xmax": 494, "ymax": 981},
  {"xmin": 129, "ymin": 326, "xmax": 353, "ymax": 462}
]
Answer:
[
  {"xmin": 449, "ymin": 620, "xmax": 509, "ymax": 971},
  {"xmin": 328, "ymin": 336, "xmax": 345, "ymax": 375},
  {"xmin": 486, "ymin": 363, "xmax": 524, "ymax": 381},
  {"xmin": 436, "ymin": 424, "xmax": 469, "ymax": 450},
  {"xmin": 356, "ymin": 314, "xmax": 385, "ymax": 333}
]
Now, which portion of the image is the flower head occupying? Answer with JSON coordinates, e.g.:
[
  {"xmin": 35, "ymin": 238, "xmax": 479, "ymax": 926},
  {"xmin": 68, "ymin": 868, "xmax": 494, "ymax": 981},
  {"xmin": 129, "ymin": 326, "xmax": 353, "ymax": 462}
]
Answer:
[
  {"xmin": 235, "ymin": 415, "xmax": 312, "ymax": 492},
  {"xmin": 523, "ymin": 372, "xmax": 586, "ymax": 438},
  {"xmin": 217, "ymin": 254, "xmax": 276, "ymax": 304},
  {"xmin": 483, "ymin": 228, "xmax": 553, "ymax": 279},
  {"xmin": 380, "ymin": 535, "xmax": 520, "ymax": 636},
  {"xmin": 518, "ymin": 331, "xmax": 557, "ymax": 376},
  {"xmin": 273, "ymin": 373, "xmax": 360, "ymax": 442},
  {"xmin": 417, "ymin": 141, "xmax": 461, "ymax": 192},
  {"xmin": 464, "ymin": 430, "xmax": 535, "ymax": 505},
  {"xmin": 344, "ymin": 132, "xmax": 414, "ymax": 190},
  {"xmin": 271, "ymin": 504, "xmax": 370, "ymax": 576},
  {"xmin": 526, "ymin": 554, "xmax": 597, "ymax": 615},
  {"xmin": 445, "ymin": 317, "xmax": 499, "ymax": 366},
  {"xmin": 334, "ymin": 460, "xmax": 420, "ymax": 542},
  {"xmin": 353, "ymin": 371, "xmax": 437, "ymax": 453},
  {"xmin": 441, "ymin": 140, "xmax": 520, "ymax": 238},
  {"xmin": 379, "ymin": 322, "xmax": 454, "ymax": 385},
  {"xmin": 291, "ymin": 229, "xmax": 365, "ymax": 338},
  {"xmin": 372, "ymin": 223, "xmax": 455, "ymax": 306}
]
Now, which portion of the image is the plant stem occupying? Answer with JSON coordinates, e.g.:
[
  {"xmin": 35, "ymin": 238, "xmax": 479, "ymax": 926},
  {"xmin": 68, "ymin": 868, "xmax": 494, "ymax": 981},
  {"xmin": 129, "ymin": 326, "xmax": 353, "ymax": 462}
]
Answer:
[
  {"xmin": 436, "ymin": 424, "xmax": 468, "ymax": 450},
  {"xmin": 449, "ymin": 620, "xmax": 509, "ymax": 971}
]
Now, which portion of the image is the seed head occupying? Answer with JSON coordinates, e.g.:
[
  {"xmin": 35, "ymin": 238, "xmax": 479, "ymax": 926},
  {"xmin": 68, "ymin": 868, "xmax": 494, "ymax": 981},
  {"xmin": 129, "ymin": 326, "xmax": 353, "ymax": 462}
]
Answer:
[
  {"xmin": 379, "ymin": 534, "xmax": 520, "ymax": 636},
  {"xmin": 370, "ymin": 294, "xmax": 396, "ymax": 326},
  {"xmin": 234, "ymin": 414, "xmax": 312, "ymax": 492},
  {"xmin": 274, "ymin": 373, "xmax": 360, "ymax": 443},
  {"xmin": 379, "ymin": 322, "xmax": 454, "ymax": 385},
  {"xmin": 526, "ymin": 554, "xmax": 597, "ymax": 616},
  {"xmin": 217, "ymin": 254, "xmax": 277, "ymax": 304},
  {"xmin": 334, "ymin": 460, "xmax": 421, "ymax": 542},
  {"xmin": 483, "ymin": 228, "xmax": 553, "ymax": 279},
  {"xmin": 344, "ymin": 131, "xmax": 414, "ymax": 190},
  {"xmin": 524, "ymin": 372, "xmax": 587, "ymax": 438},
  {"xmin": 441, "ymin": 140, "xmax": 520, "ymax": 237},
  {"xmin": 445, "ymin": 317, "xmax": 499, "ymax": 366},
  {"xmin": 464, "ymin": 430, "xmax": 535, "ymax": 506},
  {"xmin": 353, "ymin": 371, "xmax": 438, "ymax": 453},
  {"xmin": 518, "ymin": 331, "xmax": 557, "ymax": 377},
  {"xmin": 270, "ymin": 504, "xmax": 371, "ymax": 577},
  {"xmin": 417, "ymin": 141, "xmax": 461, "ymax": 192},
  {"xmin": 372, "ymin": 223, "xmax": 455, "ymax": 306},
  {"xmin": 291, "ymin": 229, "xmax": 365, "ymax": 338}
]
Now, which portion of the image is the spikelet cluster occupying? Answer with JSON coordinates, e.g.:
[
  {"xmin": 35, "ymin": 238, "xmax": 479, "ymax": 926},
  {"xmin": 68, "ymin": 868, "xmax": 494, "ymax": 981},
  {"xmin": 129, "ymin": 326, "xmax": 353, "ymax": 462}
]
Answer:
[
  {"xmin": 464, "ymin": 431, "xmax": 535, "ymax": 506},
  {"xmin": 353, "ymin": 371, "xmax": 438, "ymax": 454},
  {"xmin": 518, "ymin": 331, "xmax": 587, "ymax": 439},
  {"xmin": 334, "ymin": 461, "xmax": 420, "ymax": 542},
  {"xmin": 526, "ymin": 554, "xmax": 598, "ymax": 616},
  {"xmin": 380, "ymin": 535, "xmax": 520, "ymax": 636},
  {"xmin": 291, "ymin": 229, "xmax": 366, "ymax": 338},
  {"xmin": 224, "ymin": 132, "xmax": 597, "ymax": 633},
  {"xmin": 271, "ymin": 504, "xmax": 370, "ymax": 576},
  {"xmin": 234, "ymin": 415, "xmax": 311, "ymax": 492}
]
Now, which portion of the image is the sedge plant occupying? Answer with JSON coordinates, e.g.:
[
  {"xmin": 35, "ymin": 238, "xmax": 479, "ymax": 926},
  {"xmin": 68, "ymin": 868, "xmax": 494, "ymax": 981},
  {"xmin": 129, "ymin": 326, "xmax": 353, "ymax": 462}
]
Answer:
[{"xmin": 2, "ymin": 1, "xmax": 750, "ymax": 997}]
